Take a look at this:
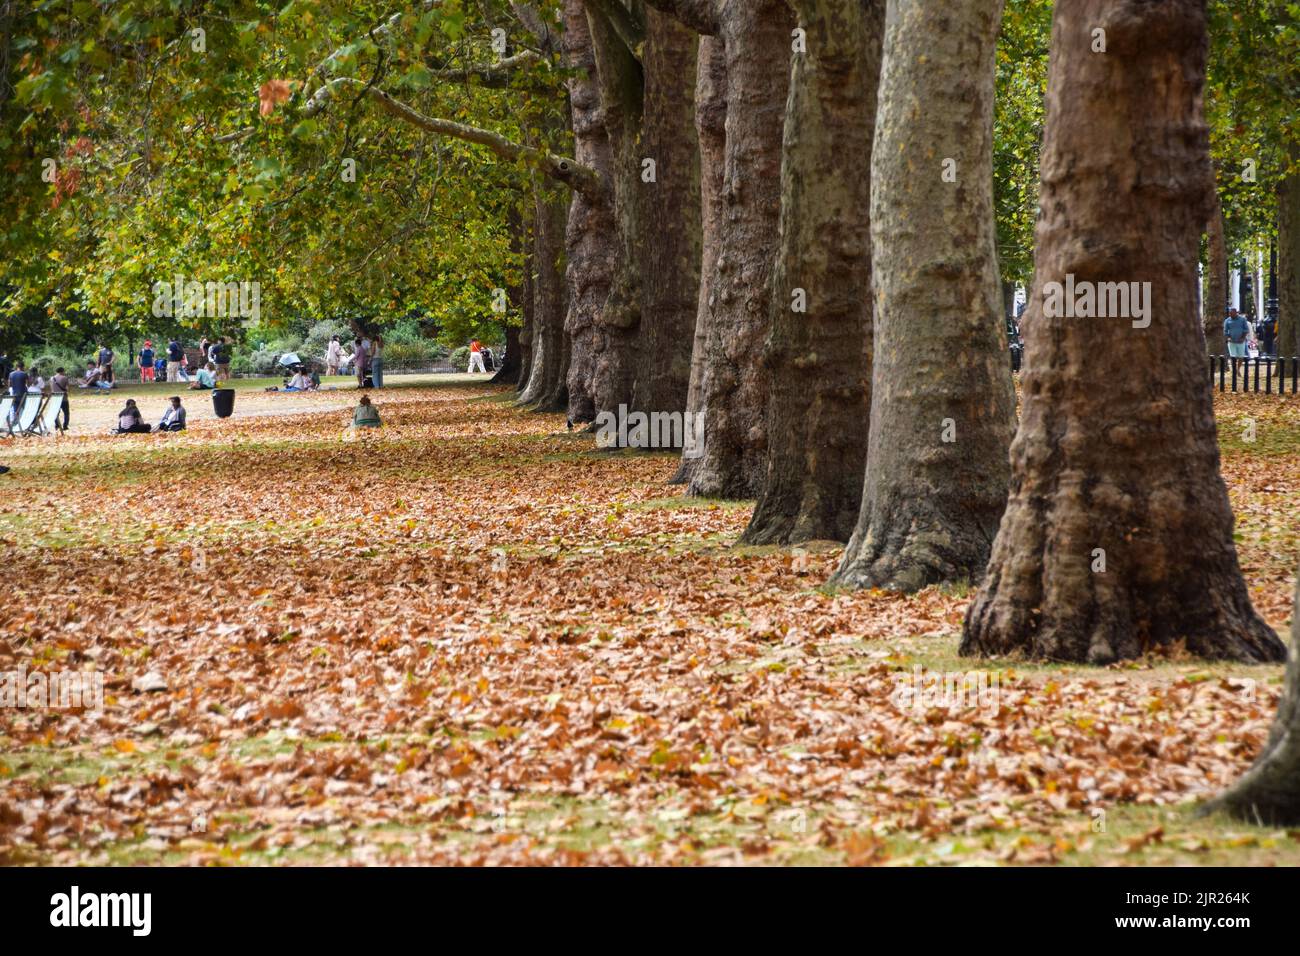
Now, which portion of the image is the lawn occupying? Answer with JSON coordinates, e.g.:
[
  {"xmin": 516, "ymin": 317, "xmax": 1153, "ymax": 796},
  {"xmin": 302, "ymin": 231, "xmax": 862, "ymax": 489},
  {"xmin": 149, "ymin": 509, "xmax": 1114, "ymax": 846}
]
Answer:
[{"xmin": 1, "ymin": 381, "xmax": 1299, "ymax": 865}]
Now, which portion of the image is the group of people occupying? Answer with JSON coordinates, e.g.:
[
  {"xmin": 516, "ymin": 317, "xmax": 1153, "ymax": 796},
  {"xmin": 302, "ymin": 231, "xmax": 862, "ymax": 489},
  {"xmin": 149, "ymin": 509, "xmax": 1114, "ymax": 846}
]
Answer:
[
  {"xmin": 1223, "ymin": 308, "xmax": 1278, "ymax": 359},
  {"xmin": 7, "ymin": 361, "xmax": 72, "ymax": 431},
  {"xmin": 325, "ymin": 334, "xmax": 384, "ymax": 389},
  {"xmin": 114, "ymin": 396, "xmax": 187, "ymax": 434}
]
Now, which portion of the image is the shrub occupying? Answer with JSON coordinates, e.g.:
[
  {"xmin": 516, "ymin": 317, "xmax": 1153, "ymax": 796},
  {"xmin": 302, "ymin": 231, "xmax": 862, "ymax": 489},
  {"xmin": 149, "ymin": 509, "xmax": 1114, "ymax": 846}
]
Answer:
[{"xmin": 449, "ymin": 346, "xmax": 470, "ymax": 371}]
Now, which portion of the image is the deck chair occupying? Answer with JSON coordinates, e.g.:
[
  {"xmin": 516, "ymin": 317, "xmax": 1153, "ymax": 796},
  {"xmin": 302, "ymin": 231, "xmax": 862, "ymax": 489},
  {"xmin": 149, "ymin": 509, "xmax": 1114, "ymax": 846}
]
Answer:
[
  {"xmin": 14, "ymin": 393, "xmax": 45, "ymax": 436},
  {"xmin": 35, "ymin": 394, "xmax": 64, "ymax": 436},
  {"xmin": 0, "ymin": 395, "xmax": 13, "ymax": 435}
]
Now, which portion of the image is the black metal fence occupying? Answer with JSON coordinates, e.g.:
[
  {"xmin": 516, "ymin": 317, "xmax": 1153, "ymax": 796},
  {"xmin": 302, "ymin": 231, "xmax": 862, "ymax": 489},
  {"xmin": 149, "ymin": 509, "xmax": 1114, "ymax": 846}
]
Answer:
[{"xmin": 1210, "ymin": 355, "xmax": 1300, "ymax": 395}]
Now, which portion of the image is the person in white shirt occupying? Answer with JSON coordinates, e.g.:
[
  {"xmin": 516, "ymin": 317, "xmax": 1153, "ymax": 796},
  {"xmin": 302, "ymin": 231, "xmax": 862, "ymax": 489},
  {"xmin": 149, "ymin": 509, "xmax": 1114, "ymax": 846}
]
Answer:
[
  {"xmin": 155, "ymin": 396, "xmax": 187, "ymax": 431},
  {"xmin": 326, "ymin": 336, "xmax": 342, "ymax": 375}
]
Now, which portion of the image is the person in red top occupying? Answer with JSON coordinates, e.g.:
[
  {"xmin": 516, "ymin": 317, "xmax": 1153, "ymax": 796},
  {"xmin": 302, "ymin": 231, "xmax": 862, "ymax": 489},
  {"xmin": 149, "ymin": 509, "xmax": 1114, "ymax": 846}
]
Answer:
[{"xmin": 468, "ymin": 339, "xmax": 486, "ymax": 374}]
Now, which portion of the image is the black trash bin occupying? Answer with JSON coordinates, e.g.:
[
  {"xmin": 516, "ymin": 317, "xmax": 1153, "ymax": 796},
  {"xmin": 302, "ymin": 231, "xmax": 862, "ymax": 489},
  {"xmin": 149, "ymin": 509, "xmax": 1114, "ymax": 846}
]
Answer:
[{"xmin": 212, "ymin": 388, "xmax": 236, "ymax": 419}]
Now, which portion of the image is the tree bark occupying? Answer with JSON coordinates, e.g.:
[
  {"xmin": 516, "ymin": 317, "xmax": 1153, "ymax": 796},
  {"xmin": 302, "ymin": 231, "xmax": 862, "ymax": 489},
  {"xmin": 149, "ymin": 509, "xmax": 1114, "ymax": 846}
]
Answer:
[
  {"xmin": 492, "ymin": 323, "xmax": 523, "ymax": 384},
  {"xmin": 563, "ymin": 0, "xmax": 618, "ymax": 423},
  {"xmin": 633, "ymin": 10, "xmax": 702, "ymax": 419},
  {"xmin": 1206, "ymin": 184, "xmax": 1228, "ymax": 354},
  {"xmin": 1205, "ymin": 568, "xmax": 1300, "ymax": 824},
  {"xmin": 960, "ymin": 0, "xmax": 1285, "ymax": 664},
  {"xmin": 831, "ymin": 0, "xmax": 1015, "ymax": 587},
  {"xmin": 1277, "ymin": 143, "xmax": 1300, "ymax": 360},
  {"xmin": 646, "ymin": 0, "xmax": 795, "ymax": 498},
  {"xmin": 517, "ymin": 178, "xmax": 571, "ymax": 412},
  {"xmin": 741, "ymin": 0, "xmax": 883, "ymax": 545},
  {"xmin": 671, "ymin": 34, "xmax": 728, "ymax": 486}
]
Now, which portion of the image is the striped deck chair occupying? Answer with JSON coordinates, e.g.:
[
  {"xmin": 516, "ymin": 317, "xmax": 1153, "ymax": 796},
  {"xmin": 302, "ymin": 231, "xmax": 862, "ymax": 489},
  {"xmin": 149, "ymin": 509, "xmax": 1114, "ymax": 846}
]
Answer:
[
  {"xmin": 14, "ymin": 393, "xmax": 46, "ymax": 436},
  {"xmin": 0, "ymin": 395, "xmax": 13, "ymax": 435}
]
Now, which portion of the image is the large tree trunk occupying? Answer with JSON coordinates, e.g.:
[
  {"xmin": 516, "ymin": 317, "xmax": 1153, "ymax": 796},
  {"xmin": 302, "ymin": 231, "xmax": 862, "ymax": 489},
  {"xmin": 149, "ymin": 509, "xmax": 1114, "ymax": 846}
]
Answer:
[
  {"xmin": 657, "ymin": 0, "xmax": 794, "ymax": 499},
  {"xmin": 741, "ymin": 0, "xmax": 883, "ymax": 545},
  {"xmin": 517, "ymin": 179, "xmax": 571, "ymax": 412},
  {"xmin": 1205, "ymin": 568, "xmax": 1300, "ymax": 824},
  {"xmin": 1278, "ymin": 143, "xmax": 1300, "ymax": 360},
  {"xmin": 1206, "ymin": 184, "xmax": 1228, "ymax": 353},
  {"xmin": 633, "ymin": 10, "xmax": 702, "ymax": 419},
  {"xmin": 563, "ymin": 0, "xmax": 617, "ymax": 423},
  {"xmin": 670, "ymin": 33, "xmax": 728, "ymax": 486},
  {"xmin": 960, "ymin": 0, "xmax": 1284, "ymax": 664},
  {"xmin": 492, "ymin": 323, "xmax": 522, "ymax": 384},
  {"xmin": 831, "ymin": 0, "xmax": 1015, "ymax": 588}
]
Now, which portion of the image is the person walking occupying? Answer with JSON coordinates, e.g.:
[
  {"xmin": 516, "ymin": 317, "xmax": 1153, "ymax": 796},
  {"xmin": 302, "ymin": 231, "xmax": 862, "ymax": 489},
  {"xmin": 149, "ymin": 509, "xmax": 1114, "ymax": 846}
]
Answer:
[
  {"xmin": 139, "ymin": 341, "xmax": 155, "ymax": 383},
  {"xmin": 370, "ymin": 333, "xmax": 384, "ymax": 388},
  {"xmin": 1224, "ymin": 308, "xmax": 1250, "ymax": 360},
  {"xmin": 468, "ymin": 339, "xmax": 486, "ymax": 374},
  {"xmin": 7, "ymin": 360, "xmax": 27, "ymax": 428},
  {"xmin": 50, "ymin": 367, "xmax": 70, "ymax": 432},
  {"xmin": 166, "ymin": 338, "xmax": 183, "ymax": 382},
  {"xmin": 214, "ymin": 337, "xmax": 232, "ymax": 381},
  {"xmin": 326, "ymin": 335, "xmax": 342, "ymax": 376}
]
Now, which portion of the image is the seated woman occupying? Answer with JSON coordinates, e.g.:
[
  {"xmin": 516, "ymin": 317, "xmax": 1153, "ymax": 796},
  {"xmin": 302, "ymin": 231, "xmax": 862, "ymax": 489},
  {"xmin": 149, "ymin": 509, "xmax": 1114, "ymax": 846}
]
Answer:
[
  {"xmin": 115, "ymin": 399, "xmax": 151, "ymax": 434},
  {"xmin": 352, "ymin": 394, "xmax": 381, "ymax": 429},
  {"xmin": 155, "ymin": 396, "xmax": 186, "ymax": 432},
  {"xmin": 188, "ymin": 362, "xmax": 217, "ymax": 390},
  {"xmin": 284, "ymin": 369, "xmax": 316, "ymax": 391}
]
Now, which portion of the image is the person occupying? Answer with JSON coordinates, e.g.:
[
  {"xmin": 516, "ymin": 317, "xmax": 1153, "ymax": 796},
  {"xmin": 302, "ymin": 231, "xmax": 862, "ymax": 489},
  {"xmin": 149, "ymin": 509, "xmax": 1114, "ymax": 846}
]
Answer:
[
  {"xmin": 353, "ymin": 337, "xmax": 369, "ymax": 388},
  {"xmin": 188, "ymin": 362, "xmax": 217, "ymax": 390},
  {"xmin": 166, "ymin": 338, "xmax": 184, "ymax": 382},
  {"xmin": 176, "ymin": 351, "xmax": 192, "ymax": 382},
  {"xmin": 156, "ymin": 396, "xmax": 186, "ymax": 432},
  {"xmin": 370, "ymin": 333, "xmax": 384, "ymax": 388},
  {"xmin": 50, "ymin": 367, "xmax": 70, "ymax": 432},
  {"xmin": 199, "ymin": 336, "xmax": 211, "ymax": 368},
  {"xmin": 78, "ymin": 361, "xmax": 109, "ymax": 389},
  {"xmin": 115, "ymin": 399, "xmax": 151, "ymax": 434},
  {"xmin": 30, "ymin": 365, "xmax": 47, "ymax": 394},
  {"xmin": 468, "ymin": 338, "xmax": 486, "ymax": 374},
  {"xmin": 1224, "ymin": 308, "xmax": 1250, "ymax": 359},
  {"xmin": 214, "ymin": 337, "xmax": 232, "ymax": 382},
  {"xmin": 7, "ymin": 360, "xmax": 27, "ymax": 427},
  {"xmin": 97, "ymin": 343, "xmax": 115, "ymax": 383},
  {"xmin": 283, "ymin": 369, "xmax": 315, "ymax": 391},
  {"xmin": 352, "ymin": 393, "xmax": 381, "ymax": 428},
  {"xmin": 326, "ymin": 335, "xmax": 342, "ymax": 376},
  {"xmin": 154, "ymin": 355, "xmax": 167, "ymax": 380},
  {"xmin": 139, "ymin": 340, "xmax": 155, "ymax": 382}
]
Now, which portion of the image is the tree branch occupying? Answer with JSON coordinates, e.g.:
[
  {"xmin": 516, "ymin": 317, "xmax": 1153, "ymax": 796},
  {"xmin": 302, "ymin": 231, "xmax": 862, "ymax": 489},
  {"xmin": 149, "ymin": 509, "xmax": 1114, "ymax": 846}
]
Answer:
[
  {"xmin": 302, "ymin": 76, "xmax": 604, "ymax": 200},
  {"xmin": 638, "ymin": 0, "xmax": 719, "ymax": 36},
  {"xmin": 583, "ymin": 0, "xmax": 646, "ymax": 54}
]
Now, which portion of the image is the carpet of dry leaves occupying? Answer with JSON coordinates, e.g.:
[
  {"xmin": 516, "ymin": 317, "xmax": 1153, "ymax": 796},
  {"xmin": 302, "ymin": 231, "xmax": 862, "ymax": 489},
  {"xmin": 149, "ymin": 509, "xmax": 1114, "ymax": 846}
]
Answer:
[{"xmin": 2, "ymin": 376, "xmax": 1299, "ymax": 866}]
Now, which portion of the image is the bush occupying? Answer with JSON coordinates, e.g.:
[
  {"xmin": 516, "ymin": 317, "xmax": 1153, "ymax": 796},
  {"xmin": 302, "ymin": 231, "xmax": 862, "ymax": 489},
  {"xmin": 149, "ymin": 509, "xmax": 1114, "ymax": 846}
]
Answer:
[
  {"xmin": 28, "ymin": 348, "xmax": 87, "ymax": 378},
  {"xmin": 303, "ymin": 320, "xmax": 351, "ymax": 361},
  {"xmin": 449, "ymin": 346, "xmax": 470, "ymax": 371}
]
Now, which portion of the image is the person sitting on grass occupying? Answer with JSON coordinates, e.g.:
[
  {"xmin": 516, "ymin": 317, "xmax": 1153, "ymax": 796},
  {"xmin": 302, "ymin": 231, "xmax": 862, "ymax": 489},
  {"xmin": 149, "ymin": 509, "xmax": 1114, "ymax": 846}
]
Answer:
[
  {"xmin": 188, "ymin": 362, "xmax": 217, "ymax": 390},
  {"xmin": 352, "ymin": 393, "xmax": 381, "ymax": 429},
  {"xmin": 155, "ymin": 396, "xmax": 186, "ymax": 432},
  {"xmin": 115, "ymin": 399, "xmax": 151, "ymax": 434},
  {"xmin": 78, "ymin": 361, "xmax": 111, "ymax": 389}
]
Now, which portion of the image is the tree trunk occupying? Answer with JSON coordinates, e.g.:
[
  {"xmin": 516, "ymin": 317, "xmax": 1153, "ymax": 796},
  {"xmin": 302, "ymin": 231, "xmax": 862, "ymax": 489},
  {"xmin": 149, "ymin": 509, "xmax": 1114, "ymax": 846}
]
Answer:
[
  {"xmin": 517, "ymin": 178, "xmax": 571, "ymax": 412},
  {"xmin": 1206, "ymin": 184, "xmax": 1228, "ymax": 353},
  {"xmin": 1205, "ymin": 567, "xmax": 1300, "ymax": 824},
  {"xmin": 633, "ymin": 10, "xmax": 701, "ymax": 419},
  {"xmin": 644, "ymin": 0, "xmax": 794, "ymax": 498},
  {"xmin": 831, "ymin": 0, "xmax": 1015, "ymax": 588},
  {"xmin": 1278, "ymin": 143, "xmax": 1300, "ymax": 360},
  {"xmin": 1002, "ymin": 280, "xmax": 1017, "ymax": 323},
  {"xmin": 492, "ymin": 323, "xmax": 522, "ymax": 384},
  {"xmin": 670, "ymin": 33, "xmax": 728, "ymax": 486},
  {"xmin": 960, "ymin": 0, "xmax": 1285, "ymax": 664},
  {"xmin": 563, "ymin": 0, "xmax": 617, "ymax": 423},
  {"xmin": 741, "ymin": 0, "xmax": 883, "ymax": 545}
]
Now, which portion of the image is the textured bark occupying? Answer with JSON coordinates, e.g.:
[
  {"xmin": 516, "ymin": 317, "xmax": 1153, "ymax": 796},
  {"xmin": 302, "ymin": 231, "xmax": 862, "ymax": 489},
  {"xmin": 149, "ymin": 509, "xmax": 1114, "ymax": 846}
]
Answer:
[
  {"xmin": 832, "ymin": 0, "xmax": 1015, "ymax": 588},
  {"xmin": 492, "ymin": 324, "xmax": 523, "ymax": 385},
  {"xmin": 741, "ymin": 0, "xmax": 883, "ymax": 545},
  {"xmin": 671, "ymin": 34, "xmax": 728, "ymax": 486},
  {"xmin": 1205, "ymin": 569, "xmax": 1300, "ymax": 824},
  {"xmin": 633, "ymin": 11, "xmax": 702, "ymax": 418},
  {"xmin": 645, "ymin": 0, "xmax": 794, "ymax": 498},
  {"xmin": 517, "ymin": 179, "xmax": 571, "ymax": 412},
  {"xmin": 1206, "ymin": 186, "xmax": 1228, "ymax": 353},
  {"xmin": 563, "ymin": 0, "xmax": 617, "ymax": 423},
  {"xmin": 960, "ymin": 0, "xmax": 1285, "ymax": 664},
  {"xmin": 1278, "ymin": 144, "xmax": 1300, "ymax": 359}
]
